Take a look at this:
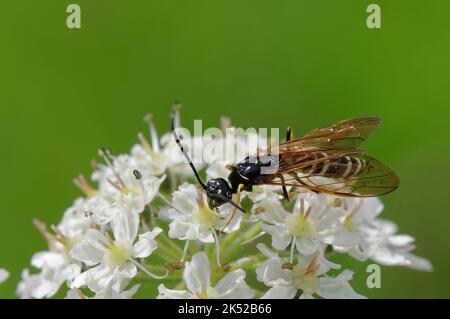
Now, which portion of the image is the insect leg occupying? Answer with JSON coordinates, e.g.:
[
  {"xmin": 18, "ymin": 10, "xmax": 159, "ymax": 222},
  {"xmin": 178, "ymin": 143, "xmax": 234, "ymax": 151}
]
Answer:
[
  {"xmin": 286, "ymin": 127, "xmax": 293, "ymax": 142},
  {"xmin": 220, "ymin": 183, "xmax": 244, "ymax": 232},
  {"xmin": 279, "ymin": 127, "xmax": 294, "ymax": 201},
  {"xmin": 280, "ymin": 175, "xmax": 290, "ymax": 201}
]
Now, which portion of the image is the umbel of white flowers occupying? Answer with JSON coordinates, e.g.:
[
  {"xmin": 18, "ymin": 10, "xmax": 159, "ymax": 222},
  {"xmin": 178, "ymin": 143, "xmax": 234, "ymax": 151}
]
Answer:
[{"xmin": 14, "ymin": 107, "xmax": 432, "ymax": 299}]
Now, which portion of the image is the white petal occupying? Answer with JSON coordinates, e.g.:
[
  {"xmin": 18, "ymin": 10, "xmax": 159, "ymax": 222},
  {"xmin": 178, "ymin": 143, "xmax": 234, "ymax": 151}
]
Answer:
[
  {"xmin": 119, "ymin": 262, "xmax": 137, "ymax": 279},
  {"xmin": 120, "ymin": 284, "xmax": 141, "ymax": 299},
  {"xmin": 172, "ymin": 183, "xmax": 198, "ymax": 213},
  {"xmin": 371, "ymin": 248, "xmax": 410, "ymax": 266},
  {"xmin": 70, "ymin": 243, "xmax": 104, "ymax": 266},
  {"xmin": 388, "ymin": 234, "xmax": 414, "ymax": 247},
  {"xmin": 32, "ymin": 281, "xmax": 59, "ymax": 299},
  {"xmin": 94, "ymin": 284, "xmax": 141, "ymax": 299},
  {"xmin": 352, "ymin": 197, "xmax": 384, "ymax": 224},
  {"xmin": 316, "ymin": 254, "xmax": 342, "ymax": 276},
  {"xmin": 133, "ymin": 227, "xmax": 162, "ymax": 258},
  {"xmin": 260, "ymin": 224, "xmax": 291, "ymax": 250},
  {"xmin": 318, "ymin": 270, "xmax": 366, "ymax": 299},
  {"xmin": 60, "ymin": 264, "xmax": 81, "ymax": 283},
  {"xmin": 321, "ymin": 229, "xmax": 362, "ymax": 247},
  {"xmin": 299, "ymin": 292, "xmax": 315, "ymax": 299},
  {"xmin": 261, "ymin": 285, "xmax": 297, "ymax": 299},
  {"xmin": 111, "ymin": 209, "xmax": 140, "ymax": 243},
  {"xmin": 31, "ymin": 251, "xmax": 66, "ymax": 269},
  {"xmin": 256, "ymin": 258, "xmax": 292, "ymax": 287},
  {"xmin": 157, "ymin": 284, "xmax": 193, "ymax": 299},
  {"xmin": 295, "ymin": 238, "xmax": 319, "ymax": 255},
  {"xmin": 403, "ymin": 253, "xmax": 433, "ymax": 272},
  {"xmin": 84, "ymin": 228, "xmax": 110, "ymax": 249},
  {"xmin": 196, "ymin": 229, "xmax": 215, "ymax": 243},
  {"xmin": 215, "ymin": 269, "xmax": 253, "ymax": 299},
  {"xmin": 256, "ymin": 243, "xmax": 278, "ymax": 259},
  {"xmin": 65, "ymin": 289, "xmax": 83, "ymax": 299},
  {"xmin": 82, "ymin": 264, "xmax": 114, "ymax": 293},
  {"xmin": 254, "ymin": 198, "xmax": 289, "ymax": 224},
  {"xmin": 183, "ymin": 252, "xmax": 211, "ymax": 293},
  {"xmin": 71, "ymin": 270, "xmax": 89, "ymax": 289},
  {"xmin": 143, "ymin": 175, "xmax": 166, "ymax": 203},
  {"xmin": 169, "ymin": 220, "xmax": 191, "ymax": 240}
]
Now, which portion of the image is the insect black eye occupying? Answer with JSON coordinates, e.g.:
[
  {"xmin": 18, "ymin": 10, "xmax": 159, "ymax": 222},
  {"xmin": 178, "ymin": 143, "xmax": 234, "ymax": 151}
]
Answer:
[{"xmin": 226, "ymin": 190, "xmax": 232, "ymax": 197}]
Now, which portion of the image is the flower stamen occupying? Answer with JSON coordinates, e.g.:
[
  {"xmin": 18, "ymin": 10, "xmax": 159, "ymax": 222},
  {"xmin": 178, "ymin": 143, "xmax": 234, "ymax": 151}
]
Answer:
[
  {"xmin": 171, "ymin": 101, "xmax": 182, "ymax": 129},
  {"xmin": 138, "ymin": 132, "xmax": 152, "ymax": 153},
  {"xmin": 343, "ymin": 201, "xmax": 363, "ymax": 232},
  {"xmin": 98, "ymin": 147, "xmax": 127, "ymax": 190},
  {"xmin": 211, "ymin": 229, "xmax": 222, "ymax": 268},
  {"xmin": 144, "ymin": 113, "xmax": 160, "ymax": 153},
  {"xmin": 73, "ymin": 174, "xmax": 97, "ymax": 197},
  {"xmin": 305, "ymin": 251, "xmax": 320, "ymax": 275}
]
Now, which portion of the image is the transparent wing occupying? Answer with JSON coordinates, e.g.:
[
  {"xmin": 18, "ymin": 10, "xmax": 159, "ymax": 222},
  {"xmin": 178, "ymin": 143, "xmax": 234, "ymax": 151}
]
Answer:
[
  {"xmin": 260, "ymin": 153, "xmax": 399, "ymax": 197},
  {"xmin": 259, "ymin": 116, "xmax": 383, "ymax": 156}
]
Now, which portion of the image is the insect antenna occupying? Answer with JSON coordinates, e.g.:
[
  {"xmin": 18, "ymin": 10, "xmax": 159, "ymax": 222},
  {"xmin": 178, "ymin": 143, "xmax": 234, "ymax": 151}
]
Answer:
[
  {"xmin": 170, "ymin": 117, "xmax": 207, "ymax": 190},
  {"xmin": 210, "ymin": 192, "xmax": 245, "ymax": 213},
  {"xmin": 170, "ymin": 115, "xmax": 245, "ymax": 213}
]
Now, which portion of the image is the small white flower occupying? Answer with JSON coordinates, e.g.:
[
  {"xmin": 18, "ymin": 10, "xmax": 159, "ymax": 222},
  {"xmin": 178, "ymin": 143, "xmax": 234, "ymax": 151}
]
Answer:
[
  {"xmin": 97, "ymin": 164, "xmax": 166, "ymax": 216},
  {"xmin": 130, "ymin": 143, "xmax": 169, "ymax": 177},
  {"xmin": 166, "ymin": 183, "xmax": 241, "ymax": 243},
  {"xmin": 16, "ymin": 269, "xmax": 43, "ymax": 299},
  {"xmin": 75, "ymin": 196, "xmax": 121, "ymax": 226},
  {"xmin": 70, "ymin": 209, "xmax": 162, "ymax": 293},
  {"xmin": 16, "ymin": 209, "xmax": 91, "ymax": 299},
  {"xmin": 57, "ymin": 197, "xmax": 98, "ymax": 238},
  {"xmin": 354, "ymin": 219, "xmax": 432, "ymax": 271},
  {"xmin": 0, "ymin": 268, "xmax": 9, "ymax": 284},
  {"xmin": 16, "ymin": 261, "xmax": 79, "ymax": 299},
  {"xmin": 324, "ymin": 197, "xmax": 384, "ymax": 248},
  {"xmin": 330, "ymin": 199, "xmax": 432, "ymax": 271},
  {"xmin": 254, "ymin": 193, "xmax": 353, "ymax": 255},
  {"xmin": 256, "ymin": 244, "xmax": 365, "ymax": 299},
  {"xmin": 157, "ymin": 252, "xmax": 253, "ymax": 299}
]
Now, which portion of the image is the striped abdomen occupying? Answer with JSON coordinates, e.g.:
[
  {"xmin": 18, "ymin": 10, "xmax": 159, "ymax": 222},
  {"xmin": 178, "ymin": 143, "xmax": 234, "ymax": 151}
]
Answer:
[{"xmin": 301, "ymin": 153, "xmax": 367, "ymax": 179}]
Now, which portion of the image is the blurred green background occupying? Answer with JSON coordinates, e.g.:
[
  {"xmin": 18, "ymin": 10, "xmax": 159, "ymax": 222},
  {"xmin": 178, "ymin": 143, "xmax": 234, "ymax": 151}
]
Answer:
[{"xmin": 1, "ymin": 0, "xmax": 449, "ymax": 298}]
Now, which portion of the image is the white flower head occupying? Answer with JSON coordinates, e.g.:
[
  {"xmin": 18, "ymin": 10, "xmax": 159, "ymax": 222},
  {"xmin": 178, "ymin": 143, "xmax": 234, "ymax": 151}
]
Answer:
[
  {"xmin": 355, "ymin": 219, "xmax": 432, "ymax": 271},
  {"xmin": 57, "ymin": 197, "xmax": 98, "ymax": 238},
  {"xmin": 16, "ymin": 261, "xmax": 80, "ymax": 299},
  {"xmin": 256, "ymin": 244, "xmax": 365, "ymax": 299},
  {"xmin": 330, "ymin": 199, "xmax": 433, "ymax": 271},
  {"xmin": 157, "ymin": 252, "xmax": 253, "ymax": 299},
  {"xmin": 255, "ymin": 192, "xmax": 354, "ymax": 255},
  {"xmin": 16, "ymin": 110, "xmax": 432, "ymax": 299},
  {"xmin": 70, "ymin": 209, "xmax": 162, "ymax": 293},
  {"xmin": 16, "ymin": 210, "xmax": 92, "ymax": 299},
  {"xmin": 97, "ymin": 161, "xmax": 166, "ymax": 217}
]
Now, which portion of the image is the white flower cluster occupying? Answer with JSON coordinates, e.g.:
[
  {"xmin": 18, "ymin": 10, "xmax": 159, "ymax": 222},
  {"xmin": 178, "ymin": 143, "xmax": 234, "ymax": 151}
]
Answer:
[{"xmin": 16, "ymin": 111, "xmax": 432, "ymax": 299}]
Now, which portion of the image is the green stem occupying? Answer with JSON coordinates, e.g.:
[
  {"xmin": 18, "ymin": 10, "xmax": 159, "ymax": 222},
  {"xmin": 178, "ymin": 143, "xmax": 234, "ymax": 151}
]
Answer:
[{"xmin": 222, "ymin": 222, "xmax": 262, "ymax": 260}]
